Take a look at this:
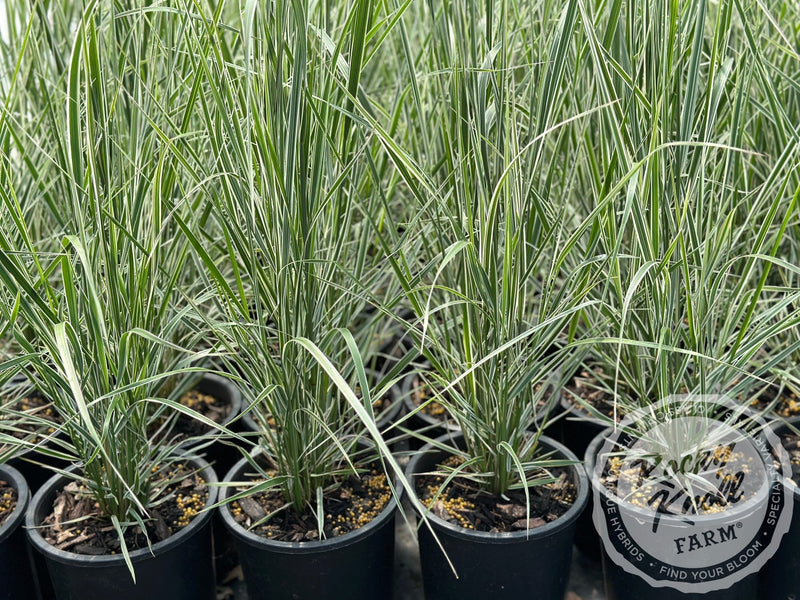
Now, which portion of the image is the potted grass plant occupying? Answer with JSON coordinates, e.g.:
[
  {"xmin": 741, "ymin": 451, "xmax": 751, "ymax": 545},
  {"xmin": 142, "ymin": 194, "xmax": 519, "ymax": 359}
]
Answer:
[
  {"xmin": 354, "ymin": 1, "xmax": 610, "ymax": 597},
  {"xmin": 172, "ymin": 3, "xmax": 420, "ymax": 599},
  {"xmin": 580, "ymin": 242, "xmax": 800, "ymax": 598},
  {"xmin": 566, "ymin": 0, "xmax": 800, "ymax": 593},
  {"xmin": 0, "ymin": 3, "xmax": 233, "ymax": 597}
]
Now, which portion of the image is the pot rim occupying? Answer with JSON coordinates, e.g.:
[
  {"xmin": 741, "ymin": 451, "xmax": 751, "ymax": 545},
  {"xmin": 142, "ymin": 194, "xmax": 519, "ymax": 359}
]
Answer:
[
  {"xmin": 187, "ymin": 372, "xmax": 243, "ymax": 430},
  {"xmin": 585, "ymin": 426, "xmax": 771, "ymax": 523},
  {"xmin": 558, "ymin": 367, "xmax": 615, "ymax": 427},
  {"xmin": 0, "ymin": 463, "xmax": 29, "ymax": 544},
  {"xmin": 24, "ymin": 455, "xmax": 217, "ymax": 567},
  {"xmin": 398, "ymin": 371, "xmax": 478, "ymax": 433},
  {"xmin": 405, "ymin": 432, "xmax": 590, "ymax": 543},
  {"xmin": 218, "ymin": 446, "xmax": 401, "ymax": 554},
  {"xmin": 175, "ymin": 372, "xmax": 245, "ymax": 453}
]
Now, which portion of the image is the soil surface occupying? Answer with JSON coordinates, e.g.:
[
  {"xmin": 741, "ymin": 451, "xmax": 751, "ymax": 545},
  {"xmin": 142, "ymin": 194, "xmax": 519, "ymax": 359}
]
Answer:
[
  {"xmin": 563, "ymin": 365, "xmax": 620, "ymax": 421},
  {"xmin": 3, "ymin": 390, "xmax": 61, "ymax": 438},
  {"xmin": 749, "ymin": 385, "xmax": 800, "ymax": 418},
  {"xmin": 372, "ymin": 395, "xmax": 395, "ymax": 421},
  {"xmin": 39, "ymin": 463, "xmax": 208, "ymax": 555},
  {"xmin": 174, "ymin": 389, "xmax": 232, "ymax": 437},
  {"xmin": 410, "ymin": 377, "xmax": 455, "ymax": 424},
  {"xmin": 153, "ymin": 387, "xmax": 233, "ymax": 442},
  {"xmin": 0, "ymin": 480, "xmax": 17, "ymax": 527},
  {"xmin": 598, "ymin": 442, "xmax": 762, "ymax": 515},
  {"xmin": 780, "ymin": 431, "xmax": 800, "ymax": 486},
  {"xmin": 414, "ymin": 455, "xmax": 577, "ymax": 532},
  {"xmin": 354, "ymin": 381, "xmax": 398, "ymax": 423},
  {"xmin": 231, "ymin": 462, "xmax": 391, "ymax": 542}
]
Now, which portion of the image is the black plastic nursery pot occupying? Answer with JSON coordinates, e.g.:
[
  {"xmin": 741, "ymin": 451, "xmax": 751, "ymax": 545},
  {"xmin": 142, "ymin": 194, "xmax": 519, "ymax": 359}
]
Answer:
[
  {"xmin": 406, "ymin": 433, "xmax": 589, "ymax": 600},
  {"xmin": 0, "ymin": 463, "xmax": 38, "ymax": 600},
  {"xmin": 233, "ymin": 379, "xmax": 402, "ymax": 586},
  {"xmin": 218, "ymin": 452, "xmax": 400, "ymax": 600},
  {"xmin": 25, "ymin": 457, "xmax": 218, "ymax": 600},
  {"xmin": 179, "ymin": 373, "xmax": 244, "ymax": 479},
  {"xmin": 399, "ymin": 372, "xmax": 473, "ymax": 450},
  {"xmin": 575, "ymin": 433, "xmax": 604, "ymax": 562},
  {"xmin": 557, "ymin": 390, "xmax": 609, "ymax": 460},
  {"xmin": 758, "ymin": 415, "xmax": 800, "ymax": 600},
  {"xmin": 586, "ymin": 428, "xmax": 767, "ymax": 600},
  {"xmin": 2, "ymin": 377, "xmax": 69, "ymax": 494},
  {"xmin": 600, "ymin": 555, "xmax": 759, "ymax": 600},
  {"xmin": 556, "ymin": 370, "xmax": 614, "ymax": 561},
  {"xmin": 8, "ymin": 437, "xmax": 70, "ymax": 496},
  {"xmin": 179, "ymin": 374, "xmax": 243, "ymax": 584}
]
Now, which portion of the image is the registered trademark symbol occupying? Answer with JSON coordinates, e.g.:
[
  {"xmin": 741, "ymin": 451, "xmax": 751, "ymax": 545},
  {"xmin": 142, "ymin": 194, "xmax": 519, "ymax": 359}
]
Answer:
[{"xmin": 736, "ymin": 522, "xmax": 743, "ymax": 529}]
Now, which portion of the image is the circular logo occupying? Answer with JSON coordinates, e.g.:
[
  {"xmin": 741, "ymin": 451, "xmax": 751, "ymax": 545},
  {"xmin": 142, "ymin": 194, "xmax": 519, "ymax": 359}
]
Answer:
[{"xmin": 592, "ymin": 394, "xmax": 793, "ymax": 593}]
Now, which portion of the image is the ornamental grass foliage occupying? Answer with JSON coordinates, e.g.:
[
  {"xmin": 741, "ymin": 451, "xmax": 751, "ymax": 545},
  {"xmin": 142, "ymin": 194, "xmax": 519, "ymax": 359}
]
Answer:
[
  {"xmin": 0, "ymin": 0, "xmax": 798, "ymax": 576},
  {"xmin": 0, "ymin": 1, "xmax": 226, "ymax": 577},
  {"xmin": 173, "ymin": 0, "xmax": 415, "ymax": 515}
]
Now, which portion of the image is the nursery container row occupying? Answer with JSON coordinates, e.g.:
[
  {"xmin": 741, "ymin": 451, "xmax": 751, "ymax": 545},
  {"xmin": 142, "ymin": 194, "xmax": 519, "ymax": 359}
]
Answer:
[
  {"xmin": 2, "ymin": 371, "xmax": 800, "ymax": 600},
  {"xmin": 2, "ymin": 1, "xmax": 799, "ymax": 600}
]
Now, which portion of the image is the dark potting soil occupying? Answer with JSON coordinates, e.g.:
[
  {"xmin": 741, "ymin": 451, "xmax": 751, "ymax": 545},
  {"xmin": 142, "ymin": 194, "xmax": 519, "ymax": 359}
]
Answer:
[
  {"xmin": 152, "ymin": 388, "xmax": 233, "ymax": 442},
  {"xmin": 372, "ymin": 395, "xmax": 394, "ymax": 419},
  {"xmin": 599, "ymin": 443, "xmax": 763, "ymax": 515},
  {"xmin": 414, "ymin": 455, "xmax": 577, "ymax": 532},
  {"xmin": 4, "ymin": 391, "xmax": 62, "ymax": 438},
  {"xmin": 231, "ymin": 464, "xmax": 391, "ymax": 542},
  {"xmin": 0, "ymin": 480, "xmax": 17, "ymax": 527},
  {"xmin": 749, "ymin": 385, "xmax": 800, "ymax": 418},
  {"xmin": 352, "ymin": 377, "xmax": 400, "ymax": 422},
  {"xmin": 563, "ymin": 365, "xmax": 620, "ymax": 421},
  {"xmin": 410, "ymin": 377, "xmax": 454, "ymax": 424},
  {"xmin": 39, "ymin": 464, "xmax": 208, "ymax": 555},
  {"xmin": 353, "ymin": 383, "xmax": 396, "ymax": 422},
  {"xmin": 173, "ymin": 389, "xmax": 232, "ymax": 437},
  {"xmin": 779, "ymin": 431, "xmax": 800, "ymax": 486}
]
